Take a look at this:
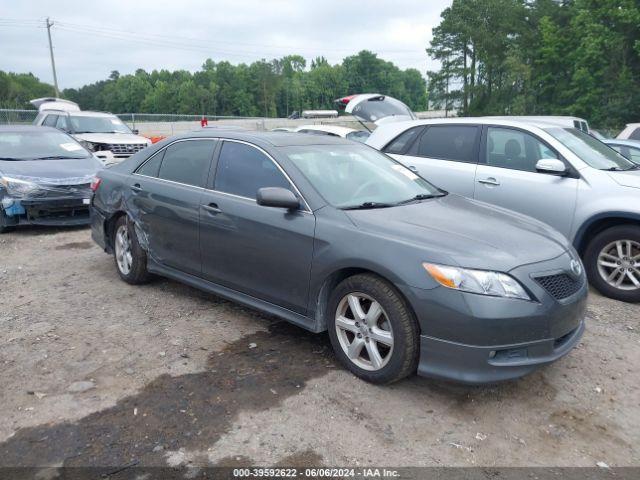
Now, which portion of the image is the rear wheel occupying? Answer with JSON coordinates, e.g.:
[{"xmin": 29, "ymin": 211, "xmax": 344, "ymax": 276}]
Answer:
[
  {"xmin": 327, "ymin": 274, "xmax": 419, "ymax": 384},
  {"xmin": 584, "ymin": 225, "xmax": 640, "ymax": 302},
  {"xmin": 113, "ymin": 216, "xmax": 150, "ymax": 284}
]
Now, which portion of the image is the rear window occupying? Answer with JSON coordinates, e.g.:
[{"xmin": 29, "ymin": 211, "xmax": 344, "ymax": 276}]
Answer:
[
  {"xmin": 157, "ymin": 140, "xmax": 215, "ymax": 187},
  {"xmin": 630, "ymin": 128, "xmax": 640, "ymax": 141},
  {"xmin": 416, "ymin": 125, "xmax": 479, "ymax": 163}
]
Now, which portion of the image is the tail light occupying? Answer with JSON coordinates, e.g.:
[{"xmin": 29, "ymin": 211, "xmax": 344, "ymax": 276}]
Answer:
[{"xmin": 90, "ymin": 177, "xmax": 102, "ymax": 192}]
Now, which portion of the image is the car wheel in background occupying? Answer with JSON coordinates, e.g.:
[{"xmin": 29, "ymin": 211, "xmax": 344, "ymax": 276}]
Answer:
[
  {"xmin": 584, "ymin": 225, "xmax": 640, "ymax": 302},
  {"xmin": 0, "ymin": 208, "xmax": 15, "ymax": 234},
  {"xmin": 327, "ymin": 274, "xmax": 419, "ymax": 384},
  {"xmin": 113, "ymin": 215, "xmax": 150, "ymax": 285}
]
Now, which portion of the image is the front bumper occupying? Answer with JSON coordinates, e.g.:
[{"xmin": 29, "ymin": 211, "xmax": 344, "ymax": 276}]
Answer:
[
  {"xmin": 400, "ymin": 252, "xmax": 588, "ymax": 384},
  {"xmin": 417, "ymin": 319, "xmax": 584, "ymax": 384},
  {"xmin": 2, "ymin": 197, "xmax": 91, "ymax": 227}
]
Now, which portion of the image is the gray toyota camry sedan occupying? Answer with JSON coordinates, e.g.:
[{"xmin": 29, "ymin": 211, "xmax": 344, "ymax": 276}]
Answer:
[{"xmin": 90, "ymin": 130, "xmax": 587, "ymax": 384}]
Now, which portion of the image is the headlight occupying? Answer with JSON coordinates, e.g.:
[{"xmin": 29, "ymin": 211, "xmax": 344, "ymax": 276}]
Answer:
[
  {"xmin": 0, "ymin": 176, "xmax": 41, "ymax": 197},
  {"xmin": 79, "ymin": 140, "xmax": 98, "ymax": 152},
  {"xmin": 423, "ymin": 263, "xmax": 531, "ymax": 300}
]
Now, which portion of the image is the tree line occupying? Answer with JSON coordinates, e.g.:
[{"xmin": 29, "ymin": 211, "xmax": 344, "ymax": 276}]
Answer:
[
  {"xmin": 0, "ymin": 51, "xmax": 428, "ymax": 117},
  {"xmin": 3, "ymin": 0, "xmax": 638, "ymax": 129},
  {"xmin": 427, "ymin": 0, "xmax": 640, "ymax": 129}
]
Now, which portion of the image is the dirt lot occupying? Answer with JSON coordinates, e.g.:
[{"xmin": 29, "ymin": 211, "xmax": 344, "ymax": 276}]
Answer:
[{"xmin": 1, "ymin": 226, "xmax": 639, "ymax": 471}]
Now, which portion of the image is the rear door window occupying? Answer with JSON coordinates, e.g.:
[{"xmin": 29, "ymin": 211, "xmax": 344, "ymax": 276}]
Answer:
[
  {"xmin": 383, "ymin": 126, "xmax": 424, "ymax": 154},
  {"xmin": 42, "ymin": 115, "xmax": 58, "ymax": 127},
  {"xmin": 137, "ymin": 150, "xmax": 165, "ymax": 177},
  {"xmin": 156, "ymin": 140, "xmax": 216, "ymax": 187},
  {"xmin": 416, "ymin": 125, "xmax": 479, "ymax": 163},
  {"xmin": 214, "ymin": 141, "xmax": 290, "ymax": 199},
  {"xmin": 55, "ymin": 115, "xmax": 70, "ymax": 131},
  {"xmin": 484, "ymin": 127, "xmax": 558, "ymax": 172}
]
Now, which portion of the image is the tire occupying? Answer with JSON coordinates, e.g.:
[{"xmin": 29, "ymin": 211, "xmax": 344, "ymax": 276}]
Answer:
[
  {"xmin": 113, "ymin": 215, "xmax": 150, "ymax": 285},
  {"xmin": 327, "ymin": 274, "xmax": 419, "ymax": 384},
  {"xmin": 0, "ymin": 208, "xmax": 15, "ymax": 234},
  {"xmin": 584, "ymin": 225, "xmax": 640, "ymax": 302}
]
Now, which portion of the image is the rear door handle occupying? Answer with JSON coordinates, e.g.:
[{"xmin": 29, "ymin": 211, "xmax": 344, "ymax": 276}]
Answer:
[
  {"xmin": 131, "ymin": 183, "xmax": 143, "ymax": 193},
  {"xmin": 202, "ymin": 202, "xmax": 221, "ymax": 215},
  {"xmin": 478, "ymin": 177, "xmax": 500, "ymax": 186}
]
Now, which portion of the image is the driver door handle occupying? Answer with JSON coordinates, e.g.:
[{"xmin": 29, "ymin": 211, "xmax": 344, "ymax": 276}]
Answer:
[
  {"xmin": 202, "ymin": 202, "xmax": 221, "ymax": 215},
  {"xmin": 478, "ymin": 177, "xmax": 500, "ymax": 186},
  {"xmin": 131, "ymin": 183, "xmax": 143, "ymax": 193}
]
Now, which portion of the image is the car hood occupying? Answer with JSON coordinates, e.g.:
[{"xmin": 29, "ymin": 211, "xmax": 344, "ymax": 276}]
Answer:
[
  {"xmin": 345, "ymin": 194, "xmax": 570, "ymax": 271},
  {"xmin": 73, "ymin": 133, "xmax": 151, "ymax": 145},
  {"xmin": 0, "ymin": 157, "xmax": 102, "ymax": 184},
  {"xmin": 607, "ymin": 170, "xmax": 640, "ymax": 189}
]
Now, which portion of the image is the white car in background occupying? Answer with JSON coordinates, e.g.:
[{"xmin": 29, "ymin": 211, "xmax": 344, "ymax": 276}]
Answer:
[
  {"xmin": 485, "ymin": 116, "xmax": 591, "ymax": 134},
  {"xmin": 293, "ymin": 124, "xmax": 370, "ymax": 143},
  {"xmin": 617, "ymin": 123, "xmax": 640, "ymax": 141},
  {"xmin": 31, "ymin": 98, "xmax": 151, "ymax": 165}
]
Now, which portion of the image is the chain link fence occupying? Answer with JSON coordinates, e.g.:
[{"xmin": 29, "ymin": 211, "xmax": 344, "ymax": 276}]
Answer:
[
  {"xmin": 0, "ymin": 109, "xmax": 450, "ymax": 137},
  {"xmin": 0, "ymin": 109, "xmax": 38, "ymax": 125}
]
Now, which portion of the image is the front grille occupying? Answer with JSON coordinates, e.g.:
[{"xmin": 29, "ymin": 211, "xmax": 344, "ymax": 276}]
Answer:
[
  {"xmin": 535, "ymin": 273, "xmax": 583, "ymax": 300},
  {"xmin": 24, "ymin": 184, "xmax": 92, "ymax": 199},
  {"xmin": 104, "ymin": 143, "xmax": 147, "ymax": 156}
]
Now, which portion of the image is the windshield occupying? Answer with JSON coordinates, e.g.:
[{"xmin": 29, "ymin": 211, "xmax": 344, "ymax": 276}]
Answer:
[
  {"xmin": 70, "ymin": 115, "xmax": 132, "ymax": 134},
  {"xmin": 0, "ymin": 131, "xmax": 90, "ymax": 160},
  {"xmin": 284, "ymin": 144, "xmax": 444, "ymax": 209},
  {"xmin": 546, "ymin": 127, "xmax": 635, "ymax": 171}
]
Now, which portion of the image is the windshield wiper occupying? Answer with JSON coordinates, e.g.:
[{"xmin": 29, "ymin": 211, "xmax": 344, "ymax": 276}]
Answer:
[
  {"xmin": 33, "ymin": 155, "xmax": 84, "ymax": 160},
  {"xmin": 0, "ymin": 157, "xmax": 23, "ymax": 161},
  {"xmin": 397, "ymin": 193, "xmax": 447, "ymax": 205},
  {"xmin": 341, "ymin": 201, "xmax": 396, "ymax": 210}
]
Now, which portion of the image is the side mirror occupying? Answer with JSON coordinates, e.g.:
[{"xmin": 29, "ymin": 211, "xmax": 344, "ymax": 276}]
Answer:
[
  {"xmin": 256, "ymin": 187, "xmax": 300, "ymax": 210},
  {"xmin": 536, "ymin": 159, "xmax": 567, "ymax": 175},
  {"xmin": 132, "ymin": 129, "xmax": 139, "ymax": 135}
]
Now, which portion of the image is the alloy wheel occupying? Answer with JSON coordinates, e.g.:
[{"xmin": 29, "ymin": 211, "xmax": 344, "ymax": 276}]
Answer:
[
  {"xmin": 115, "ymin": 224, "xmax": 133, "ymax": 276},
  {"xmin": 335, "ymin": 292, "xmax": 394, "ymax": 371},
  {"xmin": 597, "ymin": 239, "xmax": 640, "ymax": 291}
]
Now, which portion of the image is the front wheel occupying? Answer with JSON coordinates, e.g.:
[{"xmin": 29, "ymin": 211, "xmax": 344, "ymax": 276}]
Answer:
[
  {"xmin": 113, "ymin": 215, "xmax": 150, "ymax": 285},
  {"xmin": 327, "ymin": 274, "xmax": 419, "ymax": 384},
  {"xmin": 584, "ymin": 225, "xmax": 640, "ymax": 302}
]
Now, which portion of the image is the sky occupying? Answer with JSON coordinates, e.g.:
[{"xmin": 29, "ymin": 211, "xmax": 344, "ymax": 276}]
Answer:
[{"xmin": 0, "ymin": 0, "xmax": 452, "ymax": 89}]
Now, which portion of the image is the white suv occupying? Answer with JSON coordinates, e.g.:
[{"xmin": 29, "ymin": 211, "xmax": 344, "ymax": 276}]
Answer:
[
  {"xmin": 32, "ymin": 98, "xmax": 151, "ymax": 165},
  {"xmin": 345, "ymin": 95, "xmax": 640, "ymax": 302}
]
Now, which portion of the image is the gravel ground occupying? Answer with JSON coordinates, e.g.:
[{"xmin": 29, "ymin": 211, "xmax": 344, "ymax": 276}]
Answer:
[{"xmin": 0, "ymin": 226, "xmax": 639, "ymax": 470}]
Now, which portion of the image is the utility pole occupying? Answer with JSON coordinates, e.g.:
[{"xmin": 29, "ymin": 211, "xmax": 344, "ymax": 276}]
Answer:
[{"xmin": 46, "ymin": 17, "xmax": 60, "ymax": 97}]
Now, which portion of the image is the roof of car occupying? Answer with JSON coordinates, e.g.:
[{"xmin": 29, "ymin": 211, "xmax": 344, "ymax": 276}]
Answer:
[
  {"xmin": 49, "ymin": 110, "xmax": 119, "ymax": 118},
  {"xmin": 606, "ymin": 139, "xmax": 640, "ymax": 147},
  {"xmin": 0, "ymin": 125, "xmax": 61, "ymax": 133},
  {"xmin": 176, "ymin": 129, "xmax": 353, "ymax": 147},
  {"xmin": 380, "ymin": 117, "xmax": 569, "ymax": 130},
  {"xmin": 293, "ymin": 124, "xmax": 357, "ymax": 136}
]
